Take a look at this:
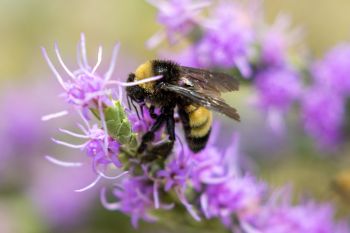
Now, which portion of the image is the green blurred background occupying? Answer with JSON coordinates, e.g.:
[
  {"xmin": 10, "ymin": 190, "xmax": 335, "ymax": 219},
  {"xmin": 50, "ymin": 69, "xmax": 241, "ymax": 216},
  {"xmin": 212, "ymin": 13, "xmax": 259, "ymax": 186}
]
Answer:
[
  {"xmin": 1, "ymin": 0, "xmax": 350, "ymax": 80},
  {"xmin": 1, "ymin": 1, "xmax": 350, "ymax": 233}
]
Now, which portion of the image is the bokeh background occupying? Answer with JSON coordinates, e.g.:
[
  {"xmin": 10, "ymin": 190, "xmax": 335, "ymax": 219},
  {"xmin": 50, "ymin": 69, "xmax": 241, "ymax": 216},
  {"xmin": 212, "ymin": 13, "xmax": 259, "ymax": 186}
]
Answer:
[{"xmin": 1, "ymin": 1, "xmax": 350, "ymax": 232}]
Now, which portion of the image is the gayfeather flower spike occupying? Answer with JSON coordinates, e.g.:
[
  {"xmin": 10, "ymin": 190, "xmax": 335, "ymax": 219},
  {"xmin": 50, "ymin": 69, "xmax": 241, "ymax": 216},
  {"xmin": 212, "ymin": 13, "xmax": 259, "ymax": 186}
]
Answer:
[
  {"xmin": 253, "ymin": 67, "xmax": 302, "ymax": 133},
  {"xmin": 194, "ymin": 0, "xmax": 259, "ymax": 76},
  {"xmin": 46, "ymin": 113, "xmax": 129, "ymax": 192},
  {"xmin": 42, "ymin": 34, "xmax": 163, "ymax": 191},
  {"xmin": 312, "ymin": 43, "xmax": 350, "ymax": 97},
  {"xmin": 301, "ymin": 87, "xmax": 344, "ymax": 149},
  {"xmin": 146, "ymin": 0, "xmax": 211, "ymax": 48},
  {"xmin": 258, "ymin": 14, "xmax": 304, "ymax": 67},
  {"xmin": 43, "ymin": 34, "xmax": 348, "ymax": 232},
  {"xmin": 42, "ymin": 33, "xmax": 118, "ymax": 119},
  {"xmin": 42, "ymin": 33, "xmax": 163, "ymax": 119}
]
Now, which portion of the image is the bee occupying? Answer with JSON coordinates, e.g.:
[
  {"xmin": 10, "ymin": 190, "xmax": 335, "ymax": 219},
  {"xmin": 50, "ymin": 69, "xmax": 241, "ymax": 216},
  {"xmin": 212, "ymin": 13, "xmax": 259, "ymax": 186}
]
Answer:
[
  {"xmin": 332, "ymin": 170, "xmax": 350, "ymax": 202},
  {"xmin": 126, "ymin": 60, "xmax": 240, "ymax": 154}
]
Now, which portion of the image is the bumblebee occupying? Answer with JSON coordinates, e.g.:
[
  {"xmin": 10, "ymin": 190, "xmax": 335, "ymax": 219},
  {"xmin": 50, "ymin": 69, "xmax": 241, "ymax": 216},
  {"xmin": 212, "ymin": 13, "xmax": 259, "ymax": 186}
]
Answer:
[
  {"xmin": 126, "ymin": 60, "xmax": 240, "ymax": 154},
  {"xmin": 332, "ymin": 170, "xmax": 350, "ymax": 201}
]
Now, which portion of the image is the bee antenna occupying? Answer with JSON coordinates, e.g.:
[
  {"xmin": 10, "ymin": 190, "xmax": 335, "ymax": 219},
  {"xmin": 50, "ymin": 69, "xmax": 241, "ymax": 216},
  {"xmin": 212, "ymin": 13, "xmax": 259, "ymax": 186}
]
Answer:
[{"xmin": 107, "ymin": 75, "xmax": 163, "ymax": 87}]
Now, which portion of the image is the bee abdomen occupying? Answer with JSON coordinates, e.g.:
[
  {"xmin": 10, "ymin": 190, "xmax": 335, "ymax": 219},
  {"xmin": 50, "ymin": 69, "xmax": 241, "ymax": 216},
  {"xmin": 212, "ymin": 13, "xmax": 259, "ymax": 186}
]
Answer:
[{"xmin": 180, "ymin": 105, "xmax": 213, "ymax": 152}]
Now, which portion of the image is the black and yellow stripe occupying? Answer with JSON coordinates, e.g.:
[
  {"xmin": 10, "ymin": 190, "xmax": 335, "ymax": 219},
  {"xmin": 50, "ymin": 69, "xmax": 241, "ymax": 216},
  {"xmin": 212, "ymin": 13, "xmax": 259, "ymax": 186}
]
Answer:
[{"xmin": 179, "ymin": 105, "xmax": 212, "ymax": 152}]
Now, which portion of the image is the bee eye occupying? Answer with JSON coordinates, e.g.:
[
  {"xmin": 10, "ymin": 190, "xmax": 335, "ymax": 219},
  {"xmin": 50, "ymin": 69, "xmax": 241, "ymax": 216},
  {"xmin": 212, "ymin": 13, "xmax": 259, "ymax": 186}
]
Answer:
[
  {"xmin": 126, "ymin": 73, "xmax": 145, "ymax": 103},
  {"xmin": 127, "ymin": 73, "xmax": 136, "ymax": 82},
  {"xmin": 127, "ymin": 85, "xmax": 145, "ymax": 103}
]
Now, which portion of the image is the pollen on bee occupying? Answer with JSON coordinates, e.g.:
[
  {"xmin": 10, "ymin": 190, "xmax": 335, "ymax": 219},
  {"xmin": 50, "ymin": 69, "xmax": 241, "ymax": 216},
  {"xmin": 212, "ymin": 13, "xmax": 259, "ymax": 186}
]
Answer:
[{"xmin": 135, "ymin": 61, "xmax": 155, "ymax": 92}]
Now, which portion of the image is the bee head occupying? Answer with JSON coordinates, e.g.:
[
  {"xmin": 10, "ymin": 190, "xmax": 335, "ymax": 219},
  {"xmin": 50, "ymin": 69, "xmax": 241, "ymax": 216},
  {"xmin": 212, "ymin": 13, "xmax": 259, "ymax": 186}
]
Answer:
[
  {"xmin": 126, "ymin": 74, "xmax": 146, "ymax": 103},
  {"xmin": 134, "ymin": 61, "xmax": 155, "ymax": 93}
]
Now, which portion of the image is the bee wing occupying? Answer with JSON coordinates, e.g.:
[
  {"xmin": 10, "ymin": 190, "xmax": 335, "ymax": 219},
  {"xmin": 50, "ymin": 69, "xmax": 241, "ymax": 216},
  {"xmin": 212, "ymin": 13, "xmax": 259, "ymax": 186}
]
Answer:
[
  {"xmin": 160, "ymin": 83, "xmax": 240, "ymax": 121},
  {"xmin": 178, "ymin": 66, "xmax": 239, "ymax": 94}
]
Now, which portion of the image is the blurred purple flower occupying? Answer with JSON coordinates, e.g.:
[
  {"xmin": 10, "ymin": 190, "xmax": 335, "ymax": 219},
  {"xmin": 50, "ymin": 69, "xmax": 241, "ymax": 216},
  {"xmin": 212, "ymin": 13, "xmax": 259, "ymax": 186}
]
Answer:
[
  {"xmin": 253, "ymin": 68, "xmax": 302, "ymax": 133},
  {"xmin": 192, "ymin": 1, "xmax": 260, "ymax": 76},
  {"xmin": 1, "ymin": 91, "xmax": 44, "ymax": 150},
  {"xmin": 312, "ymin": 44, "xmax": 350, "ymax": 97},
  {"xmin": 146, "ymin": 0, "xmax": 210, "ymax": 48},
  {"xmin": 190, "ymin": 132, "xmax": 241, "ymax": 190},
  {"xmin": 191, "ymin": 133, "xmax": 266, "ymax": 224},
  {"xmin": 254, "ymin": 68, "xmax": 301, "ymax": 112},
  {"xmin": 301, "ymin": 87, "xmax": 344, "ymax": 149},
  {"xmin": 0, "ymin": 80, "xmax": 67, "ymax": 180},
  {"xmin": 260, "ymin": 14, "xmax": 302, "ymax": 67},
  {"xmin": 252, "ymin": 189, "xmax": 348, "ymax": 233},
  {"xmin": 191, "ymin": 146, "xmax": 226, "ymax": 190},
  {"xmin": 29, "ymin": 159, "xmax": 97, "ymax": 228},
  {"xmin": 201, "ymin": 174, "xmax": 266, "ymax": 224},
  {"xmin": 0, "ymin": 80, "xmax": 65, "ymax": 153}
]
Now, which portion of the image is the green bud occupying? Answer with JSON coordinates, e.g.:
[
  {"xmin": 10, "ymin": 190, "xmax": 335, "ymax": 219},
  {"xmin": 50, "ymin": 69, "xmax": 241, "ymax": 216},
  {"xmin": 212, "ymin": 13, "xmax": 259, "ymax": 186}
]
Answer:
[{"xmin": 103, "ymin": 101, "xmax": 137, "ymax": 149}]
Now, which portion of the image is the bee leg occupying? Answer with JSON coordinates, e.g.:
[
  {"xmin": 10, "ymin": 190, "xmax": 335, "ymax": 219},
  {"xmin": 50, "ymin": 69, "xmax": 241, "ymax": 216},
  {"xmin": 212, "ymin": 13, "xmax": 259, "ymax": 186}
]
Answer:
[
  {"xmin": 140, "ymin": 103, "xmax": 146, "ymax": 119},
  {"xmin": 166, "ymin": 110, "xmax": 176, "ymax": 142},
  {"xmin": 149, "ymin": 105, "xmax": 158, "ymax": 119},
  {"xmin": 141, "ymin": 140, "xmax": 174, "ymax": 163},
  {"xmin": 127, "ymin": 95, "xmax": 132, "ymax": 111},
  {"xmin": 131, "ymin": 100, "xmax": 141, "ymax": 120},
  {"xmin": 138, "ymin": 115, "xmax": 166, "ymax": 153}
]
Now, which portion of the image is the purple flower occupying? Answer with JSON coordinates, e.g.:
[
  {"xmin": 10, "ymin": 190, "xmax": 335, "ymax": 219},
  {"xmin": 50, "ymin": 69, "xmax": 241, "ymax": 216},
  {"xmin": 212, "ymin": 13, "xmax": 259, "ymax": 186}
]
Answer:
[
  {"xmin": 157, "ymin": 145, "xmax": 193, "ymax": 191},
  {"xmin": 0, "ymin": 80, "xmax": 68, "ymax": 180},
  {"xmin": 154, "ymin": 142, "xmax": 201, "ymax": 221},
  {"xmin": 252, "ymin": 191, "xmax": 348, "ymax": 233},
  {"xmin": 301, "ymin": 87, "xmax": 344, "ymax": 149},
  {"xmin": 146, "ymin": 0, "xmax": 210, "ymax": 48},
  {"xmin": 201, "ymin": 174, "xmax": 266, "ymax": 224},
  {"xmin": 127, "ymin": 107, "xmax": 166, "ymax": 144},
  {"xmin": 189, "ymin": 131, "xmax": 242, "ymax": 189},
  {"xmin": 83, "ymin": 125, "xmax": 121, "ymax": 169},
  {"xmin": 42, "ymin": 33, "xmax": 121, "ymax": 119},
  {"xmin": 29, "ymin": 158, "xmax": 97, "ymax": 228},
  {"xmin": 1, "ymin": 91, "xmax": 45, "ymax": 151},
  {"xmin": 254, "ymin": 68, "xmax": 301, "ymax": 112},
  {"xmin": 127, "ymin": 107, "xmax": 155, "ymax": 134},
  {"xmin": 194, "ymin": 133, "xmax": 266, "ymax": 224},
  {"xmin": 50, "ymin": 121, "xmax": 122, "ymax": 176},
  {"xmin": 264, "ymin": 204, "xmax": 340, "ymax": 233},
  {"xmin": 64, "ymin": 73, "xmax": 108, "ymax": 111},
  {"xmin": 101, "ymin": 176, "xmax": 171, "ymax": 228},
  {"xmin": 253, "ymin": 67, "xmax": 302, "ymax": 133},
  {"xmin": 190, "ymin": 146, "xmax": 227, "ymax": 190},
  {"xmin": 192, "ymin": 1, "xmax": 260, "ymax": 76},
  {"xmin": 0, "ymin": 83, "xmax": 58, "ymax": 156},
  {"xmin": 260, "ymin": 15, "xmax": 302, "ymax": 67},
  {"xmin": 312, "ymin": 44, "xmax": 350, "ymax": 97}
]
